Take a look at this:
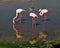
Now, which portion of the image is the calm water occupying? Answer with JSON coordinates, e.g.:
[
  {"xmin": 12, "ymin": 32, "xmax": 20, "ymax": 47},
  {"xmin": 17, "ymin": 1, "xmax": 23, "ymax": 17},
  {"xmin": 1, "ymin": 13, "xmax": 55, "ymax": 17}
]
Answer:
[{"xmin": 0, "ymin": 0, "xmax": 60, "ymax": 41}]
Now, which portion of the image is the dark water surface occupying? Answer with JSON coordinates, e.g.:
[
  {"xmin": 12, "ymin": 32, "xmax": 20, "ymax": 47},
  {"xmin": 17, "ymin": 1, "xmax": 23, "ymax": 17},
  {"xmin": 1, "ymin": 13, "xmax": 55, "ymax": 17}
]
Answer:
[{"xmin": 0, "ymin": 0, "xmax": 60, "ymax": 41}]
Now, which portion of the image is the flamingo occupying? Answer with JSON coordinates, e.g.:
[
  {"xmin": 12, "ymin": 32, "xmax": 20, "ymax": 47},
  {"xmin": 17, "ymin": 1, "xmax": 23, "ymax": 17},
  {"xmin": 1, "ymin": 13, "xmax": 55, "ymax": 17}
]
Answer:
[
  {"xmin": 29, "ymin": 12, "xmax": 38, "ymax": 44},
  {"xmin": 13, "ymin": 8, "xmax": 25, "ymax": 24},
  {"xmin": 29, "ymin": 12, "xmax": 38, "ymax": 30},
  {"xmin": 39, "ymin": 9, "xmax": 48, "ymax": 16},
  {"xmin": 39, "ymin": 9, "xmax": 48, "ymax": 39}
]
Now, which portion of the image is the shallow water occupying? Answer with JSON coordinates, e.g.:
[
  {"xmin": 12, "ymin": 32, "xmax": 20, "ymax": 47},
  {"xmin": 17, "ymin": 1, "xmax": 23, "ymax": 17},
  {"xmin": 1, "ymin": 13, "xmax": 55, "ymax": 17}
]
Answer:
[{"xmin": 0, "ymin": 0, "xmax": 60, "ymax": 41}]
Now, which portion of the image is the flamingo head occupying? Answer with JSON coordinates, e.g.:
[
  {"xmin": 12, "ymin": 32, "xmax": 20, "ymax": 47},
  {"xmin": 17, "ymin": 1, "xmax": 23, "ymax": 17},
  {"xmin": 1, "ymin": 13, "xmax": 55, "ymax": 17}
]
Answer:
[
  {"xmin": 16, "ymin": 8, "xmax": 25, "ymax": 14},
  {"xmin": 39, "ymin": 9, "xmax": 42, "ymax": 12}
]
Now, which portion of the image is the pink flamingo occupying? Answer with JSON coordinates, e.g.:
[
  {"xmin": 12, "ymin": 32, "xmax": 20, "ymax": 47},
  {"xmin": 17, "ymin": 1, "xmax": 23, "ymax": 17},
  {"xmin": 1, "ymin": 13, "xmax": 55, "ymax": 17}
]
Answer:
[{"xmin": 13, "ymin": 8, "xmax": 25, "ymax": 24}]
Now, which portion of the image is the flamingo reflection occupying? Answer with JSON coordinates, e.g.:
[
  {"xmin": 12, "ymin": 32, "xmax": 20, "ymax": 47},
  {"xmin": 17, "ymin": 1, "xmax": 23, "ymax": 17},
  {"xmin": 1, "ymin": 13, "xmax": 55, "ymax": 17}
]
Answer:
[
  {"xmin": 13, "ymin": 8, "xmax": 25, "ymax": 42},
  {"xmin": 39, "ymin": 9, "xmax": 48, "ymax": 39},
  {"xmin": 29, "ymin": 12, "xmax": 38, "ymax": 44}
]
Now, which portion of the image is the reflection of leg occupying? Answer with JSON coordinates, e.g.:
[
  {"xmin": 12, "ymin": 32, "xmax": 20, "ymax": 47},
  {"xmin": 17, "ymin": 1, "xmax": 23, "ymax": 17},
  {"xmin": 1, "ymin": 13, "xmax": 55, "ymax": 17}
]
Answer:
[
  {"xmin": 13, "ymin": 25, "xmax": 19, "ymax": 44},
  {"xmin": 30, "ymin": 18, "xmax": 37, "ymax": 44},
  {"xmin": 13, "ymin": 24, "xmax": 18, "ymax": 32},
  {"xmin": 15, "ymin": 32, "xmax": 24, "ymax": 45}
]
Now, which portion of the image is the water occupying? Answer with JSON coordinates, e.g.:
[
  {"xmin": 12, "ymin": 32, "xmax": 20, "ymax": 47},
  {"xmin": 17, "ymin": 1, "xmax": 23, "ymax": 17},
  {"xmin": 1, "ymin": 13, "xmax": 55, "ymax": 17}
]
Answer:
[{"xmin": 0, "ymin": 0, "xmax": 60, "ymax": 41}]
